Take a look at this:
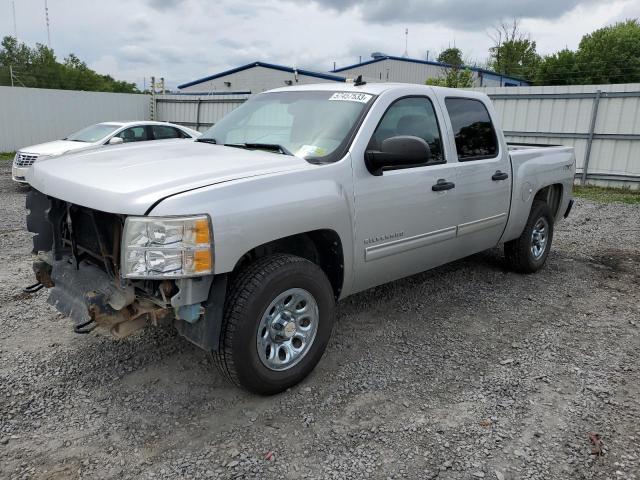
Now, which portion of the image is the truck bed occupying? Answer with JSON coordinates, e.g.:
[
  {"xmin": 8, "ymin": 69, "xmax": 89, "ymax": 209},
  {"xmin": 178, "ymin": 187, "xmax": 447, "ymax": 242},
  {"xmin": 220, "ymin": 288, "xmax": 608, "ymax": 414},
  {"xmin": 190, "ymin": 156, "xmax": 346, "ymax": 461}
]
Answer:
[{"xmin": 501, "ymin": 142, "xmax": 575, "ymax": 244}]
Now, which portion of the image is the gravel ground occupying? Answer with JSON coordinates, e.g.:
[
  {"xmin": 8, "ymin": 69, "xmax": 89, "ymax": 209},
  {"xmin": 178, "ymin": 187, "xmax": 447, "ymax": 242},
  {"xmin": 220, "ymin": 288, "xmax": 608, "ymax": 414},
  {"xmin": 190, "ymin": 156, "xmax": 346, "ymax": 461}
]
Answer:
[{"xmin": 1, "ymin": 159, "xmax": 639, "ymax": 480}]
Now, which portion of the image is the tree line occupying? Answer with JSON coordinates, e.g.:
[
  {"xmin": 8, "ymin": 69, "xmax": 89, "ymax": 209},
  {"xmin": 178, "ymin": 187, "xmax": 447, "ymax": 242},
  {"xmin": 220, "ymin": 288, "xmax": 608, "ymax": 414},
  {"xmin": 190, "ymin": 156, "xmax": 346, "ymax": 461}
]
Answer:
[
  {"xmin": 0, "ymin": 36, "xmax": 139, "ymax": 93},
  {"xmin": 428, "ymin": 18, "xmax": 640, "ymax": 87},
  {"xmin": 1, "ymin": 18, "xmax": 638, "ymax": 92}
]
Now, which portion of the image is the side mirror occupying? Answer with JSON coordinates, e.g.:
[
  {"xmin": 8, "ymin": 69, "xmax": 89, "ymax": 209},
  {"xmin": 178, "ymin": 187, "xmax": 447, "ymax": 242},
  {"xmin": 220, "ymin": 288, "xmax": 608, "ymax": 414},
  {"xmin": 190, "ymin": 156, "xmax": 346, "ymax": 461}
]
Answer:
[
  {"xmin": 108, "ymin": 136, "xmax": 124, "ymax": 145},
  {"xmin": 365, "ymin": 135, "xmax": 431, "ymax": 176}
]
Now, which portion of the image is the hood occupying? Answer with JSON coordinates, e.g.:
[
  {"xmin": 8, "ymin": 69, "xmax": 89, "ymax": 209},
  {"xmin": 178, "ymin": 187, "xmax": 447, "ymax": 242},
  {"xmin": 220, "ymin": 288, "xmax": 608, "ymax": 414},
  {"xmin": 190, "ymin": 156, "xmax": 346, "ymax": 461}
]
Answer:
[
  {"xmin": 19, "ymin": 139, "xmax": 96, "ymax": 157},
  {"xmin": 27, "ymin": 140, "xmax": 312, "ymax": 215}
]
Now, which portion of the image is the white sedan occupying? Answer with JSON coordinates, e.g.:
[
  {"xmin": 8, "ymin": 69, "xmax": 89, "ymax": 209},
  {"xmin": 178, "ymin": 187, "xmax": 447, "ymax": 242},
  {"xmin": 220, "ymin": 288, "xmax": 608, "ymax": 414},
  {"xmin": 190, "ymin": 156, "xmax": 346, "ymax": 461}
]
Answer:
[{"xmin": 12, "ymin": 121, "xmax": 201, "ymax": 183}]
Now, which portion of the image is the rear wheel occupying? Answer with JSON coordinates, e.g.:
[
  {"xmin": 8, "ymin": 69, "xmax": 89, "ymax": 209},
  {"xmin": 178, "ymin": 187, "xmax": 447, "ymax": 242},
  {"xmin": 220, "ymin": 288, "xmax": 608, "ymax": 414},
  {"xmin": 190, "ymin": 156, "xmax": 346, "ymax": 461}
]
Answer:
[
  {"xmin": 505, "ymin": 200, "xmax": 554, "ymax": 273},
  {"xmin": 213, "ymin": 254, "xmax": 335, "ymax": 395}
]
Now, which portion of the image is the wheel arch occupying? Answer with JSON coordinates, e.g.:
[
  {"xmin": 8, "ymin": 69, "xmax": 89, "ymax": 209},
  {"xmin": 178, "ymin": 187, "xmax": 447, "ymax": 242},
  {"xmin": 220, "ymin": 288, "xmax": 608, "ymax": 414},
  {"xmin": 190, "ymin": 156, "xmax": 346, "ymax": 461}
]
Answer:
[
  {"xmin": 533, "ymin": 183, "xmax": 564, "ymax": 219},
  {"xmin": 230, "ymin": 229, "xmax": 345, "ymax": 300},
  {"xmin": 501, "ymin": 182, "xmax": 565, "ymax": 244}
]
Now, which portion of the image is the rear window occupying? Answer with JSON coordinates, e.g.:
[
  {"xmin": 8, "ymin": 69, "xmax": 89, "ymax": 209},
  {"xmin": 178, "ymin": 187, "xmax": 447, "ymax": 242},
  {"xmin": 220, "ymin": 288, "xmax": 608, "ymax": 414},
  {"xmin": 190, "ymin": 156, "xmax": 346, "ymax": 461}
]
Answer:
[
  {"xmin": 152, "ymin": 125, "xmax": 183, "ymax": 139},
  {"xmin": 445, "ymin": 98, "xmax": 498, "ymax": 161}
]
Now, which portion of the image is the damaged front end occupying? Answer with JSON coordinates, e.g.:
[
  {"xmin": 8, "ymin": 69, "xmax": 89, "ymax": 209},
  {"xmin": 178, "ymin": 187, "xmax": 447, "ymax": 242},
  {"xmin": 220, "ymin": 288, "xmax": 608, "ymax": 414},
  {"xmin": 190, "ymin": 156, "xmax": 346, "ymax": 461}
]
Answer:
[{"xmin": 25, "ymin": 190, "xmax": 224, "ymax": 349}]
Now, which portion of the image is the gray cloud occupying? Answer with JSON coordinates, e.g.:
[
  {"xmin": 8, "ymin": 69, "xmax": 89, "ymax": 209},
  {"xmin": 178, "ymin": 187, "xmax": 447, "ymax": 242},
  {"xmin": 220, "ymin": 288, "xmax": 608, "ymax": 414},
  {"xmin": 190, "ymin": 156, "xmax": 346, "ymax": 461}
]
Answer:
[
  {"xmin": 146, "ymin": 0, "xmax": 187, "ymax": 11},
  {"xmin": 216, "ymin": 38, "xmax": 268, "ymax": 50},
  {"xmin": 298, "ymin": 0, "xmax": 599, "ymax": 28},
  {"xmin": 118, "ymin": 45, "xmax": 157, "ymax": 64},
  {"xmin": 3, "ymin": 0, "xmax": 623, "ymax": 91}
]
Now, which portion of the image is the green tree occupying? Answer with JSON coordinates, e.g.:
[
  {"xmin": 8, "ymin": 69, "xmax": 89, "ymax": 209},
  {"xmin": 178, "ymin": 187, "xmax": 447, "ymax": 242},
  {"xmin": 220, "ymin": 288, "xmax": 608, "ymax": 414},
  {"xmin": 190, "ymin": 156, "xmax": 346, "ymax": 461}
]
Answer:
[
  {"xmin": 426, "ymin": 68, "xmax": 474, "ymax": 88},
  {"xmin": 574, "ymin": 19, "xmax": 640, "ymax": 84},
  {"xmin": 534, "ymin": 49, "xmax": 579, "ymax": 85},
  {"xmin": 427, "ymin": 47, "xmax": 473, "ymax": 87},
  {"xmin": 0, "ymin": 36, "xmax": 139, "ymax": 93},
  {"xmin": 437, "ymin": 47, "xmax": 463, "ymax": 67},
  {"xmin": 488, "ymin": 19, "xmax": 540, "ymax": 81}
]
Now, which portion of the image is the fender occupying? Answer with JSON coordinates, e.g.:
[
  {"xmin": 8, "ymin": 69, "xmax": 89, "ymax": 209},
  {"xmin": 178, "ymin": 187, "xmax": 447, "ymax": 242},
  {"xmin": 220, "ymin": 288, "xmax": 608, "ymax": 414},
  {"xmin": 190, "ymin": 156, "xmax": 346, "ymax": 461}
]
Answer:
[
  {"xmin": 501, "ymin": 146, "xmax": 575, "ymax": 243},
  {"xmin": 148, "ymin": 156, "xmax": 357, "ymax": 298}
]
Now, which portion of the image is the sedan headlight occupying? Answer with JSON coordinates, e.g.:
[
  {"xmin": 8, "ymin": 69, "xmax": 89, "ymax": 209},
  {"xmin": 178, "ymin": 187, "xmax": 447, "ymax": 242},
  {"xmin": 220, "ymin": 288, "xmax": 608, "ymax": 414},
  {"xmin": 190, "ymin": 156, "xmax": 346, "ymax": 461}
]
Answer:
[{"xmin": 121, "ymin": 215, "xmax": 213, "ymax": 278}]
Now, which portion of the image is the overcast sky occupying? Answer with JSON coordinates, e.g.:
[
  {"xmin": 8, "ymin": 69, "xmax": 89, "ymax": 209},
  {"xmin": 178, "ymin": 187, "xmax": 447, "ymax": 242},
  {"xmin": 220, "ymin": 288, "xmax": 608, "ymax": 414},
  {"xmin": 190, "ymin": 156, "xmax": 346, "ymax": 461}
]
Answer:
[{"xmin": 1, "ymin": 0, "xmax": 639, "ymax": 89}]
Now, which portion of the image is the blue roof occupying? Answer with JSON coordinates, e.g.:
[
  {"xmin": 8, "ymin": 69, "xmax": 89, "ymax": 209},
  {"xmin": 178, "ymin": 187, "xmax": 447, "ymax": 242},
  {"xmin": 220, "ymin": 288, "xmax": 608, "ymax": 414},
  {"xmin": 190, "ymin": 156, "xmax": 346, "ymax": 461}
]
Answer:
[
  {"xmin": 331, "ymin": 55, "xmax": 529, "ymax": 84},
  {"xmin": 178, "ymin": 61, "xmax": 346, "ymax": 89}
]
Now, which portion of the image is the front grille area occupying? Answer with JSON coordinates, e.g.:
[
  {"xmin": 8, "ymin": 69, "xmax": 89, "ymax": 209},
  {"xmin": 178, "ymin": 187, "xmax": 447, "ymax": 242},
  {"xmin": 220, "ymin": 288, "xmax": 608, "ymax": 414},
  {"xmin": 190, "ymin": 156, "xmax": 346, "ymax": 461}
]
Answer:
[
  {"xmin": 27, "ymin": 190, "xmax": 125, "ymax": 276},
  {"xmin": 14, "ymin": 152, "xmax": 38, "ymax": 167},
  {"xmin": 58, "ymin": 205, "xmax": 124, "ymax": 276}
]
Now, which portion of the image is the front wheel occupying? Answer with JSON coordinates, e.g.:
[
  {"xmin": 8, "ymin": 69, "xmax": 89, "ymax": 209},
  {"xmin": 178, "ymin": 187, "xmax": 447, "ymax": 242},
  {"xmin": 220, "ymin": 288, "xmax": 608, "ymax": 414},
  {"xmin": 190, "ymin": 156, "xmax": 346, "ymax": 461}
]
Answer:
[
  {"xmin": 504, "ymin": 200, "xmax": 554, "ymax": 273},
  {"xmin": 213, "ymin": 254, "xmax": 335, "ymax": 395}
]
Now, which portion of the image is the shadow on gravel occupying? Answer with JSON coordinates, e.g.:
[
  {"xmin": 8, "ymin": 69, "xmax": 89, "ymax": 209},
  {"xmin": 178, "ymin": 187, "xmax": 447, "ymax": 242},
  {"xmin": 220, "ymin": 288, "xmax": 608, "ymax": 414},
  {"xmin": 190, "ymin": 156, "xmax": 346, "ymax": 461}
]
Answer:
[
  {"xmin": 589, "ymin": 249, "xmax": 640, "ymax": 274},
  {"xmin": 0, "ymin": 178, "xmax": 31, "ymax": 195}
]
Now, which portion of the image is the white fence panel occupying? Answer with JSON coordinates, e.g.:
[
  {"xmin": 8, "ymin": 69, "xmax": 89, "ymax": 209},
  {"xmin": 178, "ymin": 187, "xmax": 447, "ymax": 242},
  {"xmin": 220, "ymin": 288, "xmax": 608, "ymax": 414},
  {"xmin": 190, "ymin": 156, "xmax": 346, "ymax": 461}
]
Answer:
[
  {"xmin": 472, "ymin": 83, "xmax": 640, "ymax": 189},
  {"xmin": 155, "ymin": 94, "xmax": 250, "ymax": 132},
  {"xmin": 0, "ymin": 86, "xmax": 150, "ymax": 152}
]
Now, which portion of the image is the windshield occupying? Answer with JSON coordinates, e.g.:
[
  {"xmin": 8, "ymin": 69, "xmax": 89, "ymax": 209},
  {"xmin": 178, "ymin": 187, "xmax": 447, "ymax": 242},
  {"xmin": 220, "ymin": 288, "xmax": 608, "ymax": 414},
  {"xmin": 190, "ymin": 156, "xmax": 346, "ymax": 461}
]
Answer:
[
  {"xmin": 65, "ymin": 124, "xmax": 120, "ymax": 143},
  {"xmin": 199, "ymin": 90, "xmax": 374, "ymax": 161}
]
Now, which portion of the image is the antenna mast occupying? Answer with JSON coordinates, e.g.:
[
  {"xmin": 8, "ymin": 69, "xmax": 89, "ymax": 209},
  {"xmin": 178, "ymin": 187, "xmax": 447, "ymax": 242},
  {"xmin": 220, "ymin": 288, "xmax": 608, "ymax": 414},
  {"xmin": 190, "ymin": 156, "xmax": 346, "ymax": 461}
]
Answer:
[
  {"xmin": 44, "ymin": 0, "xmax": 51, "ymax": 47},
  {"xmin": 403, "ymin": 28, "xmax": 409, "ymax": 57},
  {"xmin": 12, "ymin": 0, "xmax": 18, "ymax": 38}
]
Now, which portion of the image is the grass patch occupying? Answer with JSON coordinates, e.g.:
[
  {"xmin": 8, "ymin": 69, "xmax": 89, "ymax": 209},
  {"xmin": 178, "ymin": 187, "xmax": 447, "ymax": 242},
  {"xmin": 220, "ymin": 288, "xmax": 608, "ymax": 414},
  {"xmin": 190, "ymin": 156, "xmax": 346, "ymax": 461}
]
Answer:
[
  {"xmin": 573, "ymin": 185, "xmax": 640, "ymax": 204},
  {"xmin": 0, "ymin": 151, "xmax": 16, "ymax": 161}
]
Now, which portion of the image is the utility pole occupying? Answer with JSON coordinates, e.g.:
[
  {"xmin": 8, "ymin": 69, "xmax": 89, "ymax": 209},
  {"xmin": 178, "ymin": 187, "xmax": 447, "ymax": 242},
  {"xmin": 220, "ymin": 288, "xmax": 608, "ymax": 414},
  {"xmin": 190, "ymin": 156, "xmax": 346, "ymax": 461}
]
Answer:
[
  {"xmin": 159, "ymin": 77, "xmax": 165, "ymax": 94},
  {"xmin": 9, "ymin": 66, "xmax": 14, "ymax": 87}
]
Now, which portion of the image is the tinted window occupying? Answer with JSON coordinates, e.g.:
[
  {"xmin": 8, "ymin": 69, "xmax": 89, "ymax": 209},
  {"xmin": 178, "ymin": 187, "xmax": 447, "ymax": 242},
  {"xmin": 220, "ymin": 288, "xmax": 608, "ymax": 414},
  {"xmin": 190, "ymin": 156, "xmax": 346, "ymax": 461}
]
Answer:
[
  {"xmin": 368, "ymin": 97, "xmax": 444, "ymax": 164},
  {"xmin": 116, "ymin": 126, "xmax": 148, "ymax": 143},
  {"xmin": 445, "ymin": 98, "xmax": 498, "ymax": 161},
  {"xmin": 152, "ymin": 125, "xmax": 183, "ymax": 139}
]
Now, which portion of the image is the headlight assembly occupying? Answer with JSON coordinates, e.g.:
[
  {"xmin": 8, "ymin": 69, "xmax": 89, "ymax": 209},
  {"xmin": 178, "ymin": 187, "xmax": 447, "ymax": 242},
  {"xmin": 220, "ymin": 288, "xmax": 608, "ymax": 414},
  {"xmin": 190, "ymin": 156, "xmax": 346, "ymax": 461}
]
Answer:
[{"xmin": 121, "ymin": 215, "xmax": 213, "ymax": 278}]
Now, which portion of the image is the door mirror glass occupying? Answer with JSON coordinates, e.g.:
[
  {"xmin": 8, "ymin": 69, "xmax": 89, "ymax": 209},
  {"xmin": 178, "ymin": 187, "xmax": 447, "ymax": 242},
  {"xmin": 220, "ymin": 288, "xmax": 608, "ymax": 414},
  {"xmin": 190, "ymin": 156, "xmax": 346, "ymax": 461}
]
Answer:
[
  {"xmin": 107, "ymin": 136, "xmax": 124, "ymax": 145},
  {"xmin": 365, "ymin": 135, "xmax": 431, "ymax": 176}
]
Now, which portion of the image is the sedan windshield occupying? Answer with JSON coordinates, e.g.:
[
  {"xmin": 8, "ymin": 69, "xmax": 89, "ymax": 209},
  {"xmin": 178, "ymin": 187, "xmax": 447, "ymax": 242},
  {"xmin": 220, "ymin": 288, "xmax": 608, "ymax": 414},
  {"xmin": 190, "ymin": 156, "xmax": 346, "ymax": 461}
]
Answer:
[
  {"xmin": 199, "ymin": 90, "xmax": 374, "ymax": 161},
  {"xmin": 65, "ymin": 124, "xmax": 120, "ymax": 143}
]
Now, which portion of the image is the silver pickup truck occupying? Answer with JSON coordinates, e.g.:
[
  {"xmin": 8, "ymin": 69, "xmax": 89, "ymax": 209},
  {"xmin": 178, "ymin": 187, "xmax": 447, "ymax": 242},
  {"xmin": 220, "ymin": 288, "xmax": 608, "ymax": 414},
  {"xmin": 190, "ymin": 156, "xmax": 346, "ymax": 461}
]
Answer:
[{"xmin": 25, "ymin": 83, "xmax": 575, "ymax": 394}]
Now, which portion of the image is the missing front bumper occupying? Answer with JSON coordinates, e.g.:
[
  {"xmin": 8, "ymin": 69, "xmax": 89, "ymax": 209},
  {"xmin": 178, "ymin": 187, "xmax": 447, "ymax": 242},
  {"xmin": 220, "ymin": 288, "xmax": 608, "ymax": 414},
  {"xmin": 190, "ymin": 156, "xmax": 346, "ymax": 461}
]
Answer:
[{"xmin": 46, "ymin": 259, "xmax": 171, "ymax": 336}]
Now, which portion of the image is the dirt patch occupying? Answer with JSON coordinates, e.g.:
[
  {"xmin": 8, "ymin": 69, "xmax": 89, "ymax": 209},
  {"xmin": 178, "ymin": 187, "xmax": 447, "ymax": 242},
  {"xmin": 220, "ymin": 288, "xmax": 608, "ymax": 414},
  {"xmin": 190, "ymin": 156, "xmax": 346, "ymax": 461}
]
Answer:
[{"xmin": 589, "ymin": 249, "xmax": 640, "ymax": 274}]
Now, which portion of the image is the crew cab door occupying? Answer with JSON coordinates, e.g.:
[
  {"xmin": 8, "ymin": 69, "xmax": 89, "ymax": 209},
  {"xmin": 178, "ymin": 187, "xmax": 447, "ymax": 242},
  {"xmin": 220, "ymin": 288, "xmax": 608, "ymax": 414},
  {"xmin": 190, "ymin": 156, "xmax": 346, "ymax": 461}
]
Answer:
[
  {"xmin": 351, "ymin": 95, "xmax": 460, "ymax": 293},
  {"xmin": 439, "ymin": 96, "xmax": 511, "ymax": 256}
]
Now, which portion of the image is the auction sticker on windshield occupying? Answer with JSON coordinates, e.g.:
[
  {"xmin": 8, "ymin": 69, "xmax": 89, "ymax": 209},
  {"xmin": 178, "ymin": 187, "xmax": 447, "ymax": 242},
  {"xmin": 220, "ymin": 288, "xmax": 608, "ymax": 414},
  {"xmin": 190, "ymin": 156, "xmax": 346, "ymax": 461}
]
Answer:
[{"xmin": 329, "ymin": 92, "xmax": 373, "ymax": 103}]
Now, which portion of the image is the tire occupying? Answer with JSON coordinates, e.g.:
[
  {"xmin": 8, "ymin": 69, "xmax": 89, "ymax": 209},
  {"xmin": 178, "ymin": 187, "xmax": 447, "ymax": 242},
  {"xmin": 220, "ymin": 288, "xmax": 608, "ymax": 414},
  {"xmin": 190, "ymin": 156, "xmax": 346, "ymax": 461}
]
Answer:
[
  {"xmin": 213, "ymin": 254, "xmax": 335, "ymax": 395},
  {"xmin": 504, "ymin": 200, "xmax": 554, "ymax": 273}
]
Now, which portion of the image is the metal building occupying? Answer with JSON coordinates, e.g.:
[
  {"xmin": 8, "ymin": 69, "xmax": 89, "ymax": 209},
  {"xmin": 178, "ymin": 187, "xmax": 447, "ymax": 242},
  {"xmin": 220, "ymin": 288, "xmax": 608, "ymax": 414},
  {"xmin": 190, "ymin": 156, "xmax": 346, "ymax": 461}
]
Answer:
[
  {"xmin": 178, "ymin": 61, "xmax": 346, "ymax": 94},
  {"xmin": 331, "ymin": 54, "xmax": 529, "ymax": 87}
]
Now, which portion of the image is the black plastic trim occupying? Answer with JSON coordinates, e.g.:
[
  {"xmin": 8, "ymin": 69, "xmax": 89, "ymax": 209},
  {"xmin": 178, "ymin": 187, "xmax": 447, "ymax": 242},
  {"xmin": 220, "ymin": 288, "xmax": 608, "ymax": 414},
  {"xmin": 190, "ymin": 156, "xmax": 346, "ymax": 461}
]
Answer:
[
  {"xmin": 564, "ymin": 199, "xmax": 574, "ymax": 219},
  {"xmin": 174, "ymin": 274, "xmax": 228, "ymax": 351}
]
